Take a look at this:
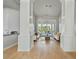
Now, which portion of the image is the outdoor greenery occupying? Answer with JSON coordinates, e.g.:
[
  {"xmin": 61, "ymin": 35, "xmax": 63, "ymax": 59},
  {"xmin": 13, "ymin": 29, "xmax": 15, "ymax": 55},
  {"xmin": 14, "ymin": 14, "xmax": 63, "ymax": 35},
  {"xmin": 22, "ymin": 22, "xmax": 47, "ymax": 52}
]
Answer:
[{"xmin": 38, "ymin": 24, "xmax": 55, "ymax": 33}]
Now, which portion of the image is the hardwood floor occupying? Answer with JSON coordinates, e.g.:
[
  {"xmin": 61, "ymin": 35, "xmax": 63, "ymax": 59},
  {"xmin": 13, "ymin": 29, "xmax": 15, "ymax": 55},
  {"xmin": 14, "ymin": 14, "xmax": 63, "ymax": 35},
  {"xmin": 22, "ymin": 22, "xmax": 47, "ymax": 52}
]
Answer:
[{"xmin": 3, "ymin": 38, "xmax": 76, "ymax": 59}]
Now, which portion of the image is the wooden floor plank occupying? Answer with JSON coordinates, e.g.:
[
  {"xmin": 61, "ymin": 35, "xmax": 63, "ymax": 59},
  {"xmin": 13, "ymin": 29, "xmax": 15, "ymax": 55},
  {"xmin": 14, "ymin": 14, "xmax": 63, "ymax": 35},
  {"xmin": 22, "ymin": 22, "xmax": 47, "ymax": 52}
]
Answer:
[{"xmin": 3, "ymin": 39, "xmax": 76, "ymax": 59}]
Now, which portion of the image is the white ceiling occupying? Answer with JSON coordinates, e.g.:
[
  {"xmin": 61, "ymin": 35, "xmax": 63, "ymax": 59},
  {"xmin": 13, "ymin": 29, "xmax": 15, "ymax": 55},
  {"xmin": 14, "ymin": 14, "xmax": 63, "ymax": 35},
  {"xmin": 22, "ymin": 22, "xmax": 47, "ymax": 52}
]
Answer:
[
  {"xmin": 3, "ymin": 0, "xmax": 61, "ymax": 17},
  {"xmin": 33, "ymin": 0, "xmax": 61, "ymax": 17},
  {"xmin": 3, "ymin": 0, "xmax": 20, "ymax": 10}
]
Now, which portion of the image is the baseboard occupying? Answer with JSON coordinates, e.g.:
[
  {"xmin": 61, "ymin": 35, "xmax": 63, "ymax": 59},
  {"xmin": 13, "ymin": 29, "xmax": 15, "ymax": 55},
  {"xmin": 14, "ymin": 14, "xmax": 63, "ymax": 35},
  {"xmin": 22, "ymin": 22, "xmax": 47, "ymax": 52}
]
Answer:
[
  {"xmin": 64, "ymin": 50, "xmax": 76, "ymax": 52},
  {"xmin": 66, "ymin": 51, "xmax": 76, "ymax": 58},
  {"xmin": 66, "ymin": 51, "xmax": 76, "ymax": 53},
  {"xmin": 17, "ymin": 46, "xmax": 32, "ymax": 52},
  {"xmin": 18, "ymin": 48, "xmax": 31, "ymax": 52},
  {"xmin": 3, "ymin": 43, "xmax": 18, "ymax": 51}
]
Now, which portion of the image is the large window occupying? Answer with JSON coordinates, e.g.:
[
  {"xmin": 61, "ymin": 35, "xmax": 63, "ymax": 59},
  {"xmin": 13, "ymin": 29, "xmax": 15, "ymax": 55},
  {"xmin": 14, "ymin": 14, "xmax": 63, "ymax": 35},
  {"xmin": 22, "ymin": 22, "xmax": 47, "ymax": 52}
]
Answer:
[{"xmin": 37, "ymin": 24, "xmax": 55, "ymax": 33}]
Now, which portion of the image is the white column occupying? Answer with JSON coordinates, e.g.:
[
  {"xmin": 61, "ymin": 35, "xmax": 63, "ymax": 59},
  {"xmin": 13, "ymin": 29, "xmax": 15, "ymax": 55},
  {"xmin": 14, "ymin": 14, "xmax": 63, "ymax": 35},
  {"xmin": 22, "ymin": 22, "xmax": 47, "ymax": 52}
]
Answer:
[
  {"xmin": 56, "ymin": 20, "xmax": 59, "ymax": 32},
  {"xmin": 61, "ymin": 0, "xmax": 76, "ymax": 51},
  {"xmin": 18, "ymin": 0, "xmax": 31, "ymax": 51}
]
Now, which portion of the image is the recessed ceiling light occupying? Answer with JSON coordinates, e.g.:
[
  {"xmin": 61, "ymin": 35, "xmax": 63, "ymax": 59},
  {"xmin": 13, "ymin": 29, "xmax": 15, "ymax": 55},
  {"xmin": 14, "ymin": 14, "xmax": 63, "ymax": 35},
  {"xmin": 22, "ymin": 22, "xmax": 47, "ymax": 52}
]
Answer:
[
  {"xmin": 45, "ymin": 5, "xmax": 52, "ymax": 7},
  {"xmin": 49, "ymin": 5, "xmax": 52, "ymax": 7},
  {"xmin": 45, "ymin": 5, "xmax": 48, "ymax": 7},
  {"xmin": 15, "ymin": 0, "xmax": 20, "ymax": 5}
]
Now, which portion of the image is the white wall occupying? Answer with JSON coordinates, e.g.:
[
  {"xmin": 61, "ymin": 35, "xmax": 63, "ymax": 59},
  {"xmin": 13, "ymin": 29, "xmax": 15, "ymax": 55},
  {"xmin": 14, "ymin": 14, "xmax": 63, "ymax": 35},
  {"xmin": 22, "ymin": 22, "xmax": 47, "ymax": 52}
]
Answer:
[
  {"xmin": 37, "ymin": 17, "xmax": 57, "ymax": 24},
  {"xmin": 18, "ymin": 0, "xmax": 31, "ymax": 51},
  {"xmin": 3, "ymin": 34, "xmax": 18, "ymax": 49},
  {"xmin": 3, "ymin": 0, "xmax": 20, "ymax": 10},
  {"xmin": 60, "ymin": 0, "xmax": 76, "ymax": 52},
  {"xmin": 3, "ymin": 8, "xmax": 20, "ymax": 50},
  {"xmin": 29, "ymin": 23, "xmax": 35, "ymax": 48},
  {"xmin": 3, "ymin": 8, "xmax": 20, "ymax": 34},
  {"xmin": 30, "ymin": 0, "xmax": 35, "ymax": 48},
  {"xmin": 33, "ymin": 16, "xmax": 38, "ymax": 33}
]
